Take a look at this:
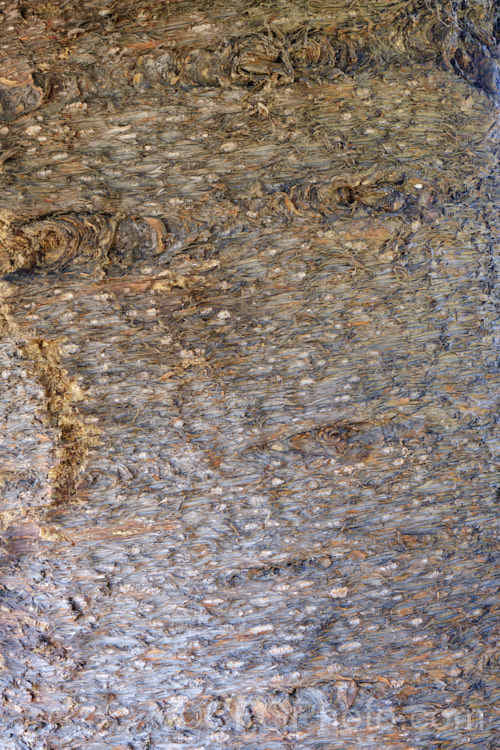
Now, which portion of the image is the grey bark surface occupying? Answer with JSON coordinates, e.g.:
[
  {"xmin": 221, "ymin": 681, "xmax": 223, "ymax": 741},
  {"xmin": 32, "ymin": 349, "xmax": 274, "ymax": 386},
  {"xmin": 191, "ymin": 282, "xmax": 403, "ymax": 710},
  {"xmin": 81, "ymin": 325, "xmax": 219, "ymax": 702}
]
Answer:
[{"xmin": 0, "ymin": 1, "xmax": 499, "ymax": 748}]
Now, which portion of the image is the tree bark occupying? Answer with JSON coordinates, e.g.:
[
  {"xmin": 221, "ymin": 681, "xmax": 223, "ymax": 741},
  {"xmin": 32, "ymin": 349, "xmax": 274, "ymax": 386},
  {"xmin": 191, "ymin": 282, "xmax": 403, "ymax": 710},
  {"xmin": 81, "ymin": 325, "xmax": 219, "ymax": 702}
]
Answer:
[{"xmin": 0, "ymin": 1, "xmax": 499, "ymax": 748}]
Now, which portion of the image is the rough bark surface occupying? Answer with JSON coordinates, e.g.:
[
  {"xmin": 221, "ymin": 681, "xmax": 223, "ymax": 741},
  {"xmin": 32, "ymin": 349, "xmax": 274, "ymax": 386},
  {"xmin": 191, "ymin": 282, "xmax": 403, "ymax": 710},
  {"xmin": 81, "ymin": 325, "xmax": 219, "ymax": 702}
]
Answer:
[{"xmin": 0, "ymin": 1, "xmax": 499, "ymax": 748}]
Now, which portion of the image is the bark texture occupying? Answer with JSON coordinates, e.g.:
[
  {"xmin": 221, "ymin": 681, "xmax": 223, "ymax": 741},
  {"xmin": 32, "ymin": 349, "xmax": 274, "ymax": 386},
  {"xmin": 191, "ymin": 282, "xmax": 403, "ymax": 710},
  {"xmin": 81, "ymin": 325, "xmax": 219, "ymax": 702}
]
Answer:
[{"xmin": 0, "ymin": 1, "xmax": 499, "ymax": 748}]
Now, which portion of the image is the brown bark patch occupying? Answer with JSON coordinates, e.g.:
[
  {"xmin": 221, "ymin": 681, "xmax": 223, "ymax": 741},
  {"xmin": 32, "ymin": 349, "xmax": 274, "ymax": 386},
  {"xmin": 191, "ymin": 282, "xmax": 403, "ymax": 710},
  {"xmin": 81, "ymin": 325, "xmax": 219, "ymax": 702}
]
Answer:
[{"xmin": 23, "ymin": 338, "xmax": 98, "ymax": 505}]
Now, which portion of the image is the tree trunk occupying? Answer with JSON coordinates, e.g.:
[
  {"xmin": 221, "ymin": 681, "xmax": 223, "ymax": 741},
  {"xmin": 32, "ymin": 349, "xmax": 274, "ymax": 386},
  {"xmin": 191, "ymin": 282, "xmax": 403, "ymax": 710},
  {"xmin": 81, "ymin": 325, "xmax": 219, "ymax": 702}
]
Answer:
[{"xmin": 0, "ymin": 1, "xmax": 499, "ymax": 748}]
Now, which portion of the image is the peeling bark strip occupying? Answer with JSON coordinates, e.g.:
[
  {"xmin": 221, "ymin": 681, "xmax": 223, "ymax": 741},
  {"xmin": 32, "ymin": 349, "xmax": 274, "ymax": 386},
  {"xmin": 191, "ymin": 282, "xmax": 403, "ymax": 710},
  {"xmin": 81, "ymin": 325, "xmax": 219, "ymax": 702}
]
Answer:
[{"xmin": 22, "ymin": 338, "xmax": 98, "ymax": 505}]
